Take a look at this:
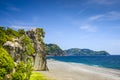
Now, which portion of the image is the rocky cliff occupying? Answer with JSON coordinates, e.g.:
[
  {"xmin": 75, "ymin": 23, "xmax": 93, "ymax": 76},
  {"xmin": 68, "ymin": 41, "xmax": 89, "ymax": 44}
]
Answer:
[
  {"xmin": 3, "ymin": 28, "xmax": 48, "ymax": 71},
  {"xmin": 26, "ymin": 28, "xmax": 48, "ymax": 70}
]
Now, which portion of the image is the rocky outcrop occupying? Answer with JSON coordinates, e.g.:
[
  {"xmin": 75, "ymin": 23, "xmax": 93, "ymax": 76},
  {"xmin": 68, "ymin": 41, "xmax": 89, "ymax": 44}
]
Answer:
[
  {"xmin": 3, "ymin": 28, "xmax": 48, "ymax": 71},
  {"xmin": 3, "ymin": 39, "xmax": 22, "ymax": 62},
  {"xmin": 26, "ymin": 28, "xmax": 48, "ymax": 70}
]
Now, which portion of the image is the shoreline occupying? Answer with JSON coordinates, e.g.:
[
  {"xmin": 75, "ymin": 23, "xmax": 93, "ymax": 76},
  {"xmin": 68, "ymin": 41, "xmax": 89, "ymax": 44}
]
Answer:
[
  {"xmin": 68, "ymin": 61, "xmax": 120, "ymax": 72},
  {"xmin": 48, "ymin": 59, "xmax": 120, "ymax": 72},
  {"xmin": 40, "ymin": 60, "xmax": 120, "ymax": 80}
]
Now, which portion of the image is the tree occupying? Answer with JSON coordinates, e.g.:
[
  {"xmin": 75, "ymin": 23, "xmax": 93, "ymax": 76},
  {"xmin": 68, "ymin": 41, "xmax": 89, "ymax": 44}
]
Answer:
[
  {"xmin": 0, "ymin": 27, "xmax": 12, "ymax": 45},
  {"xmin": 18, "ymin": 29, "xmax": 25, "ymax": 36}
]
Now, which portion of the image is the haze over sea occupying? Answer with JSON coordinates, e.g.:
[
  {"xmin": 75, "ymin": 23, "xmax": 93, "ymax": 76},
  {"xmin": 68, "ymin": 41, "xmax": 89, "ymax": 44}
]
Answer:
[{"xmin": 47, "ymin": 55, "xmax": 120, "ymax": 70}]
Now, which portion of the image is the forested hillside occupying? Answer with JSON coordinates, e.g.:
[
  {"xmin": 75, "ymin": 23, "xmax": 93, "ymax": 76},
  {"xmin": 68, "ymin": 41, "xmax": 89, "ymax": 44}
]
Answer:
[
  {"xmin": 45, "ymin": 44, "xmax": 109, "ymax": 56},
  {"xmin": 64, "ymin": 48, "xmax": 110, "ymax": 56},
  {"xmin": 45, "ymin": 44, "xmax": 64, "ymax": 56}
]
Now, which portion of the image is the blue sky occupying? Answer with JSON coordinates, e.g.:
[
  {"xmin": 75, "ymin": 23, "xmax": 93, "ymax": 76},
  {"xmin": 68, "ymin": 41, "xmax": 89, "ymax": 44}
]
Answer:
[{"xmin": 0, "ymin": 0, "xmax": 120, "ymax": 54}]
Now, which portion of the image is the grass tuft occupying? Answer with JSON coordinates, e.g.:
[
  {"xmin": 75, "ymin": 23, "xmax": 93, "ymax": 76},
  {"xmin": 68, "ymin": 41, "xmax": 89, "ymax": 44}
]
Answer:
[{"xmin": 30, "ymin": 71, "xmax": 53, "ymax": 80}]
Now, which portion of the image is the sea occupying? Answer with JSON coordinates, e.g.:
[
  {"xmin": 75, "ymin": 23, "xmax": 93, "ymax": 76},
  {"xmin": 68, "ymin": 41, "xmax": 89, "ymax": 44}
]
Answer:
[{"xmin": 47, "ymin": 55, "xmax": 120, "ymax": 70}]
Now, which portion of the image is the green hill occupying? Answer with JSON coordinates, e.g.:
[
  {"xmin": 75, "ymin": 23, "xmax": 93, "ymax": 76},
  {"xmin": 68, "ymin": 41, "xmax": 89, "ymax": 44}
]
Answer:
[
  {"xmin": 45, "ymin": 44, "xmax": 64, "ymax": 56},
  {"xmin": 64, "ymin": 48, "xmax": 110, "ymax": 56}
]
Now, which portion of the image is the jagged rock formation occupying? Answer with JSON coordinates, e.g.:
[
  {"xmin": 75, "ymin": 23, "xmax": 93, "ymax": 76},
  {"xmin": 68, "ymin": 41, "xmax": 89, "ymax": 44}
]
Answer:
[
  {"xmin": 3, "ymin": 28, "xmax": 48, "ymax": 71},
  {"xmin": 3, "ymin": 39, "xmax": 22, "ymax": 62},
  {"xmin": 26, "ymin": 28, "xmax": 48, "ymax": 70}
]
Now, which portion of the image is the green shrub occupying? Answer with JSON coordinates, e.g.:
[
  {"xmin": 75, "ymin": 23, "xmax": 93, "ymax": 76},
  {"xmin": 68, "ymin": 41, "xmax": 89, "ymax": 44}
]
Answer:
[
  {"xmin": 20, "ymin": 35, "xmax": 35, "ymax": 55},
  {"xmin": 12, "ymin": 61, "xmax": 33, "ymax": 80},
  {"xmin": 25, "ymin": 62, "xmax": 33, "ymax": 80},
  {"xmin": 6, "ymin": 28, "xmax": 20, "ymax": 37},
  {"xmin": 0, "ymin": 47, "xmax": 14, "ymax": 79},
  {"xmin": 18, "ymin": 29, "xmax": 25, "ymax": 35},
  {"xmin": 12, "ymin": 72, "xmax": 25, "ymax": 80}
]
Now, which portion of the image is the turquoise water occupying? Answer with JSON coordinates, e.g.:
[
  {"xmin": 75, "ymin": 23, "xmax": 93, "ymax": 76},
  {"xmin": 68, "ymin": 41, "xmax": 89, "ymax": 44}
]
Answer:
[{"xmin": 47, "ymin": 55, "xmax": 120, "ymax": 70}]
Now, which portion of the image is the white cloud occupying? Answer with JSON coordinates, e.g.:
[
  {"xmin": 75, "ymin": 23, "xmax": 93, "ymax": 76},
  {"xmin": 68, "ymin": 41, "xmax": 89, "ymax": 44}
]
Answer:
[
  {"xmin": 5, "ymin": 17, "xmax": 39, "ymax": 27},
  {"xmin": 106, "ymin": 11, "xmax": 120, "ymax": 20},
  {"xmin": 91, "ymin": 0, "xmax": 117, "ymax": 5},
  {"xmin": 71, "ymin": 18, "xmax": 98, "ymax": 32},
  {"xmin": 89, "ymin": 11, "xmax": 120, "ymax": 21},
  {"xmin": 10, "ymin": 25, "xmax": 38, "ymax": 30},
  {"xmin": 89, "ymin": 15, "xmax": 104, "ymax": 21},
  {"xmin": 77, "ymin": 7, "xmax": 88, "ymax": 15},
  {"xmin": 79, "ymin": 25, "xmax": 97, "ymax": 32}
]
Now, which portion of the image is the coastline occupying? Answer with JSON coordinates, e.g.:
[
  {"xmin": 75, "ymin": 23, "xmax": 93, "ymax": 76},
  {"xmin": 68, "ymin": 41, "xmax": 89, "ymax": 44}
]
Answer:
[{"xmin": 40, "ymin": 60, "xmax": 120, "ymax": 80}]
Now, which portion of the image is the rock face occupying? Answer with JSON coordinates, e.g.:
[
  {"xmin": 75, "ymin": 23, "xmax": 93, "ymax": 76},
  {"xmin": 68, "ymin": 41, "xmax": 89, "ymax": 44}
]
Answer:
[
  {"xmin": 3, "ymin": 39, "xmax": 22, "ymax": 62},
  {"xmin": 3, "ymin": 28, "xmax": 48, "ymax": 71},
  {"xmin": 26, "ymin": 28, "xmax": 48, "ymax": 70}
]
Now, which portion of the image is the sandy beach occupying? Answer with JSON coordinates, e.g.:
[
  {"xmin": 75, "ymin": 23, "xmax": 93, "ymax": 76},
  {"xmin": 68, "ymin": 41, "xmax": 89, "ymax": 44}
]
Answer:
[{"xmin": 40, "ymin": 60, "xmax": 120, "ymax": 80}]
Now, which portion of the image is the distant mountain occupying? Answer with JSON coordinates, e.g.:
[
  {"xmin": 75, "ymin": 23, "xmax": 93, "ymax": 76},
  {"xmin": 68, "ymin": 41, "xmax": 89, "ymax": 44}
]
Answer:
[
  {"xmin": 64, "ymin": 48, "xmax": 110, "ymax": 56},
  {"xmin": 45, "ymin": 44, "xmax": 110, "ymax": 56},
  {"xmin": 45, "ymin": 44, "xmax": 64, "ymax": 56}
]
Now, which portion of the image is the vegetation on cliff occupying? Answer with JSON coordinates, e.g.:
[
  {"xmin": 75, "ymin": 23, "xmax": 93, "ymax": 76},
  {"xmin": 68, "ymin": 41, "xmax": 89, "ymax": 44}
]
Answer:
[
  {"xmin": 0, "ymin": 26, "xmax": 48, "ymax": 80},
  {"xmin": 0, "ymin": 27, "xmax": 20, "ymax": 45},
  {"xmin": 0, "ymin": 47, "xmax": 14, "ymax": 80}
]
